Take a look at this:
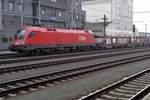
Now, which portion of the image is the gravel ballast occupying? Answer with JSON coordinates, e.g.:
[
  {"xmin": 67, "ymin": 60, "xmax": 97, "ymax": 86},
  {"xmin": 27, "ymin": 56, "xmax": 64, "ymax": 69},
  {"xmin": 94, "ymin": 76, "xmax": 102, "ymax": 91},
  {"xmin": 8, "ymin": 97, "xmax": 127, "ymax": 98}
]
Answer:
[
  {"xmin": 0, "ymin": 51, "xmax": 150, "ymax": 83},
  {"xmin": 6, "ymin": 58, "xmax": 150, "ymax": 100}
]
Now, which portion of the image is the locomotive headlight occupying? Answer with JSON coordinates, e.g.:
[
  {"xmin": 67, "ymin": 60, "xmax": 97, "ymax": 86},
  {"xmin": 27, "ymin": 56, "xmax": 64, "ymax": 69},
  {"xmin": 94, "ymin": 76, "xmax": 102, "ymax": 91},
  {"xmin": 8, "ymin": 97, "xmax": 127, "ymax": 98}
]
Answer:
[
  {"xmin": 15, "ymin": 41, "xmax": 19, "ymax": 45},
  {"xmin": 22, "ymin": 41, "xmax": 25, "ymax": 45}
]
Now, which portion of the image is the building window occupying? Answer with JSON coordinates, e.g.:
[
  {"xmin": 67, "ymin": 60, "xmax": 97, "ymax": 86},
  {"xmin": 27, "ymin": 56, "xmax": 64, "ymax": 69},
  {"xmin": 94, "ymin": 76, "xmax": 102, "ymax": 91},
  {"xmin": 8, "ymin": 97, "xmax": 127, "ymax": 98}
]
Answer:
[
  {"xmin": 1, "ymin": 0, "xmax": 4, "ymax": 10},
  {"xmin": 50, "ymin": 9, "xmax": 56, "ymax": 16},
  {"xmin": 2, "ymin": 20, "xmax": 5, "ymax": 26},
  {"xmin": 2, "ymin": 38, "xmax": 8, "ymax": 43},
  {"xmin": 42, "ymin": 9, "xmax": 46, "ymax": 15},
  {"xmin": 76, "ymin": 14, "xmax": 79, "ymax": 20},
  {"xmin": 10, "ymin": 20, "xmax": 15, "ymax": 26},
  {"xmin": 9, "ymin": 38, "xmax": 12, "ymax": 42},
  {"xmin": 50, "ymin": 0, "xmax": 57, "ymax": 2},
  {"xmin": 8, "ymin": 1, "xmax": 14, "ymax": 11},
  {"xmin": 18, "ymin": 3, "xmax": 24, "ymax": 12},
  {"xmin": 58, "ymin": 11, "xmax": 62, "ymax": 17},
  {"xmin": 75, "ymin": 2, "xmax": 79, "ymax": 6},
  {"xmin": 19, "ymin": 4, "xmax": 21, "ymax": 12}
]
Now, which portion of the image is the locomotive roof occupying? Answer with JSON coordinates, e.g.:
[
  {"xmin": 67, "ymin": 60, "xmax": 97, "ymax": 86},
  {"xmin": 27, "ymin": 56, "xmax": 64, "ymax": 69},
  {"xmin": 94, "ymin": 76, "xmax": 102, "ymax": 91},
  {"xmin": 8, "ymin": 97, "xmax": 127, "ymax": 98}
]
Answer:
[{"xmin": 25, "ymin": 26, "xmax": 93, "ymax": 34}]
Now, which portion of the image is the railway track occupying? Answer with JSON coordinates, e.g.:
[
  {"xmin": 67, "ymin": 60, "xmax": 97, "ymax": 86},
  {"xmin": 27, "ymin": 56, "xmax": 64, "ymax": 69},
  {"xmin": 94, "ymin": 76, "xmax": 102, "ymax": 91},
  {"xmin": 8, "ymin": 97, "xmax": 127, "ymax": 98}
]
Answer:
[
  {"xmin": 1, "ymin": 48, "xmax": 150, "ymax": 74},
  {"xmin": 0, "ymin": 48, "xmax": 146, "ymax": 61},
  {"xmin": 0, "ymin": 48, "xmax": 126, "ymax": 60},
  {"xmin": 0, "ymin": 53, "xmax": 21, "ymax": 59},
  {"xmin": 0, "ymin": 53, "xmax": 150, "ymax": 99},
  {"xmin": 0, "ymin": 48, "xmax": 133, "ymax": 59},
  {"xmin": 79, "ymin": 67, "xmax": 150, "ymax": 100},
  {"xmin": 0, "ymin": 48, "xmax": 150, "ymax": 65}
]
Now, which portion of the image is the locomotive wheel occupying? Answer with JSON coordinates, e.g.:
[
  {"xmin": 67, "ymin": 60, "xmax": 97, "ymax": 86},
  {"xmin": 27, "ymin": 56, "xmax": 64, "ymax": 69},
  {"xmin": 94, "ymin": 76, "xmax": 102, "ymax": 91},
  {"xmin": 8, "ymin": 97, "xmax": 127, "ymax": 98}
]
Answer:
[
  {"xmin": 41, "ymin": 48, "xmax": 52, "ymax": 55},
  {"xmin": 30, "ymin": 50, "xmax": 37, "ymax": 55},
  {"xmin": 45, "ymin": 48, "xmax": 52, "ymax": 54},
  {"xmin": 26, "ymin": 50, "xmax": 38, "ymax": 55},
  {"xmin": 69, "ymin": 47, "xmax": 73, "ymax": 52},
  {"xmin": 36, "ymin": 49, "xmax": 42, "ymax": 55},
  {"xmin": 17, "ymin": 50, "xmax": 23, "ymax": 53}
]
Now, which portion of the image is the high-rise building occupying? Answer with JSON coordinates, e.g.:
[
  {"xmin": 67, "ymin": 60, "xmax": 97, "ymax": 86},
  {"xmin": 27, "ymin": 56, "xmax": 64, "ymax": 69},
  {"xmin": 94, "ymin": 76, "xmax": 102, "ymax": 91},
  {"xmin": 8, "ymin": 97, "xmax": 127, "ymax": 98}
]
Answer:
[
  {"xmin": 0, "ymin": 0, "xmax": 85, "ymax": 50},
  {"xmin": 66, "ymin": 0, "xmax": 86, "ymax": 29},
  {"xmin": 82, "ymin": 0, "xmax": 133, "ymax": 37}
]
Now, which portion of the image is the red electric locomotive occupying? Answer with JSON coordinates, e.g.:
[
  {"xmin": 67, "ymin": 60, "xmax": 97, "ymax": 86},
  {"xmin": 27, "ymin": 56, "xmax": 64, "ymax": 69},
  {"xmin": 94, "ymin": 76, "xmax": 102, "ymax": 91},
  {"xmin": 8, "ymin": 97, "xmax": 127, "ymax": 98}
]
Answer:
[{"xmin": 10, "ymin": 26, "xmax": 96, "ymax": 54}]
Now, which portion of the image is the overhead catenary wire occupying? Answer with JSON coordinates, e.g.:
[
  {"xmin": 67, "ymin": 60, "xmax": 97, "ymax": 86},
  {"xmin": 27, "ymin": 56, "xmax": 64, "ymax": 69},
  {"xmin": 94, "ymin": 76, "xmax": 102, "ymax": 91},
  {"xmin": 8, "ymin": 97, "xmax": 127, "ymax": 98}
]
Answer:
[
  {"xmin": 133, "ymin": 11, "xmax": 150, "ymax": 14},
  {"xmin": 82, "ymin": 0, "xmax": 111, "ymax": 6},
  {"xmin": 83, "ymin": 6, "xmax": 111, "ymax": 14}
]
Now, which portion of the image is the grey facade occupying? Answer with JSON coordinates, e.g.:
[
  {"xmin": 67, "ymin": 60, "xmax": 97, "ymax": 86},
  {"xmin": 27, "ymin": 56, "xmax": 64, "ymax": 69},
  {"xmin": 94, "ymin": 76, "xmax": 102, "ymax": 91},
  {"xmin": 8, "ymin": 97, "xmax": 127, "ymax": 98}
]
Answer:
[
  {"xmin": 66, "ymin": 0, "xmax": 86, "ymax": 29},
  {"xmin": 0, "ymin": 0, "xmax": 86, "ymax": 50}
]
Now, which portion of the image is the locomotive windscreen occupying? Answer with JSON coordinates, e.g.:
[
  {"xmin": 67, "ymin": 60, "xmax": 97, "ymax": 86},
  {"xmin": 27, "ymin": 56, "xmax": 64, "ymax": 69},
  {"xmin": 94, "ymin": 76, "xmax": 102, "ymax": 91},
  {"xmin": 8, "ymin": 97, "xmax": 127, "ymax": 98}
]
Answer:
[{"xmin": 15, "ymin": 30, "xmax": 26, "ymax": 40}]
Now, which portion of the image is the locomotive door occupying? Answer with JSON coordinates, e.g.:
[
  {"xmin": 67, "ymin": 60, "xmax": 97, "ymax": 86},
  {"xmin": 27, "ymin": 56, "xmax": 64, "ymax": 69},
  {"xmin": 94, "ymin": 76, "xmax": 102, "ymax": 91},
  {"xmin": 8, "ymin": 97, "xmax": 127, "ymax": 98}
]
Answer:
[
  {"xmin": 44, "ymin": 31, "xmax": 57, "ymax": 47},
  {"xmin": 27, "ymin": 31, "xmax": 42, "ymax": 46},
  {"xmin": 56, "ymin": 31, "xmax": 61, "ymax": 46}
]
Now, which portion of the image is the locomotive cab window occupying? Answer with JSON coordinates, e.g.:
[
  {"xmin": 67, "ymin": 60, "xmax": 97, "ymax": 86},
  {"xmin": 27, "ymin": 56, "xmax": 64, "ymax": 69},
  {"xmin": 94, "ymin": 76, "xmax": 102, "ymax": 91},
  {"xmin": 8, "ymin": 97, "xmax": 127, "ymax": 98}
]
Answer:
[
  {"xmin": 28, "ymin": 32, "xmax": 36, "ymax": 37},
  {"xmin": 15, "ymin": 30, "xmax": 25, "ymax": 40}
]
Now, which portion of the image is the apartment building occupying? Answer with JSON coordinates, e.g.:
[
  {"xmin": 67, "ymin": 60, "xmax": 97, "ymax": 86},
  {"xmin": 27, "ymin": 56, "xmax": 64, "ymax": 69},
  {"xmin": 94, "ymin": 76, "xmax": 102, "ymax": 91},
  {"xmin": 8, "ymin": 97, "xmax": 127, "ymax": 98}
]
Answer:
[{"xmin": 0, "ymin": 0, "xmax": 85, "ymax": 50}]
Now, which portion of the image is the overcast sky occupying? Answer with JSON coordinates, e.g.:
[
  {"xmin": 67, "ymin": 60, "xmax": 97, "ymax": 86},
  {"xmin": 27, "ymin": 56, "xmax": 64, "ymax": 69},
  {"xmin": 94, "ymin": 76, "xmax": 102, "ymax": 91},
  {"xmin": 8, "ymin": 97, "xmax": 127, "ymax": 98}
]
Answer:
[{"xmin": 133, "ymin": 0, "xmax": 150, "ymax": 32}]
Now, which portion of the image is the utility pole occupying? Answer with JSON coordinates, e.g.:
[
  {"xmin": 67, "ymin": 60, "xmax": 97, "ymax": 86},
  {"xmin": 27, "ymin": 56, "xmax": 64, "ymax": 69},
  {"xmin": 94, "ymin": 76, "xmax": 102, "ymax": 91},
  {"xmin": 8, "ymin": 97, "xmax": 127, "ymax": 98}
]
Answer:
[
  {"xmin": 103, "ymin": 14, "xmax": 107, "ymax": 44},
  {"xmin": 38, "ymin": 0, "xmax": 41, "ymax": 25},
  {"xmin": 145, "ymin": 24, "xmax": 148, "ymax": 46},
  {"xmin": 133, "ymin": 25, "xmax": 136, "ymax": 44},
  {"xmin": 21, "ymin": 0, "xmax": 24, "ymax": 27},
  {"xmin": 145, "ymin": 24, "xmax": 147, "ymax": 35},
  {"xmin": 104, "ymin": 14, "xmax": 106, "ymax": 37},
  {"xmin": 0, "ymin": 0, "xmax": 2, "ymax": 30}
]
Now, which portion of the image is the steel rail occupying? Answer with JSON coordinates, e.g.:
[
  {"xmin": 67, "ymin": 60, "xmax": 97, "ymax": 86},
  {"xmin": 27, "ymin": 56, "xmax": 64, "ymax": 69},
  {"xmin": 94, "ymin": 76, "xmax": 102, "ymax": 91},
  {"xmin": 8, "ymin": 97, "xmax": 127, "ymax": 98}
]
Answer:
[
  {"xmin": 0, "ymin": 48, "xmax": 146, "ymax": 64},
  {"xmin": 0, "ymin": 48, "xmax": 150, "ymax": 66},
  {"xmin": 0, "ymin": 49, "xmax": 150, "ymax": 74},
  {"xmin": 0, "ymin": 48, "xmax": 135, "ymax": 62},
  {"xmin": 129, "ymin": 85, "xmax": 150, "ymax": 100},
  {"xmin": 0, "ymin": 53, "xmax": 150, "ymax": 98},
  {"xmin": 0, "ymin": 48, "xmax": 133, "ymax": 60},
  {"xmin": 79, "ymin": 65, "xmax": 150, "ymax": 100}
]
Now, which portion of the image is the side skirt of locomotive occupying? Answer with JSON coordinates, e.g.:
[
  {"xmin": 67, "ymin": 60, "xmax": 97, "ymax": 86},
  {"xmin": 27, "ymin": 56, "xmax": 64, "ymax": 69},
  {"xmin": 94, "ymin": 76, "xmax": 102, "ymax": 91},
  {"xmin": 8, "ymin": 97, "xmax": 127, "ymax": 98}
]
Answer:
[{"xmin": 10, "ymin": 44, "xmax": 97, "ymax": 54}]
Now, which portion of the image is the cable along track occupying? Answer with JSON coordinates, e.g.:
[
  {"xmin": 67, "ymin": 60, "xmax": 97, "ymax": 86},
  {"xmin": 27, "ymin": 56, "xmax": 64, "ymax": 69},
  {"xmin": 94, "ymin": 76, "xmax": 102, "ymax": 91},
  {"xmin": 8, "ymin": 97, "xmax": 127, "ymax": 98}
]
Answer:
[{"xmin": 0, "ymin": 52, "xmax": 150, "ymax": 99}]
